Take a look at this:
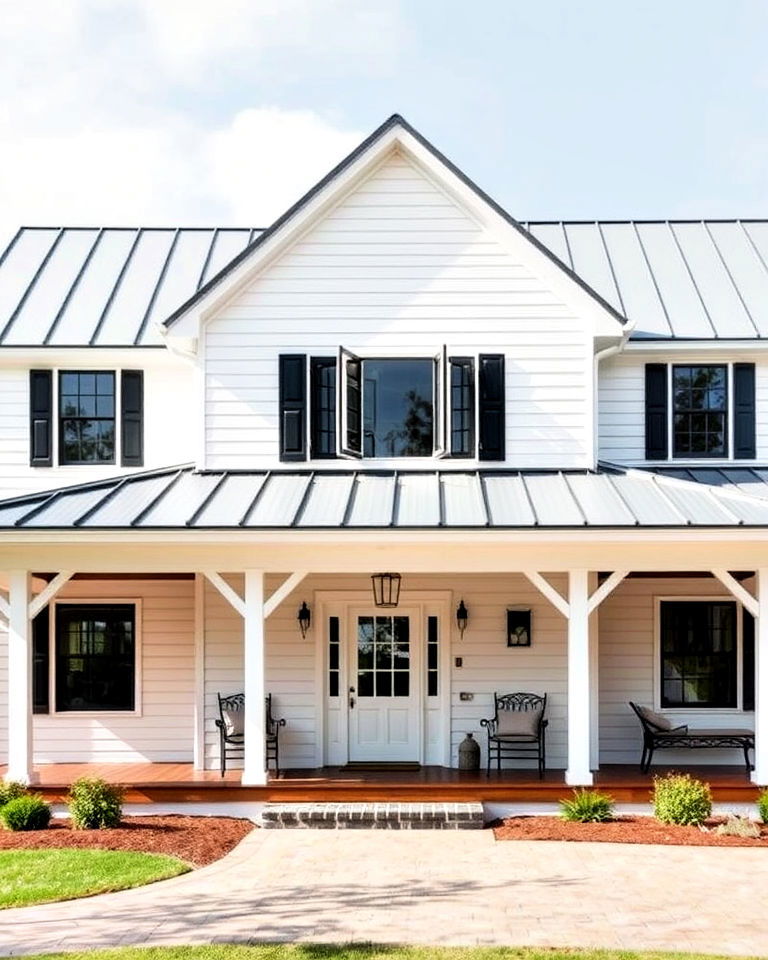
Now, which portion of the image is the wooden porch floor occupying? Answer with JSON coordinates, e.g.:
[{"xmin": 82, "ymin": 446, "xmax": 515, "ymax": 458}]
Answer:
[{"xmin": 4, "ymin": 762, "xmax": 759, "ymax": 804}]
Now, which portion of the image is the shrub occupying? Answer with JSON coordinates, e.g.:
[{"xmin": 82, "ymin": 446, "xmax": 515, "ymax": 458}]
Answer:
[
  {"xmin": 757, "ymin": 789, "xmax": 768, "ymax": 824},
  {"xmin": 715, "ymin": 814, "xmax": 761, "ymax": 839},
  {"xmin": 559, "ymin": 788, "xmax": 615, "ymax": 822},
  {"xmin": 0, "ymin": 782, "xmax": 27, "ymax": 808},
  {"xmin": 68, "ymin": 778, "xmax": 123, "ymax": 830},
  {"xmin": 0, "ymin": 795, "xmax": 51, "ymax": 832},
  {"xmin": 653, "ymin": 773, "xmax": 712, "ymax": 825}
]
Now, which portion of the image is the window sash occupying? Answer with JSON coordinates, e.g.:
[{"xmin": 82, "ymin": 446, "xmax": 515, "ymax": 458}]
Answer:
[
  {"xmin": 59, "ymin": 370, "xmax": 116, "ymax": 465},
  {"xmin": 671, "ymin": 364, "xmax": 729, "ymax": 459},
  {"xmin": 659, "ymin": 600, "xmax": 737, "ymax": 708}
]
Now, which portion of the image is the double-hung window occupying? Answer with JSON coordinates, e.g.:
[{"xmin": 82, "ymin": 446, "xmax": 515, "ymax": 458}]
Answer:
[
  {"xmin": 59, "ymin": 371, "xmax": 116, "ymax": 464},
  {"xmin": 672, "ymin": 365, "xmax": 727, "ymax": 458}
]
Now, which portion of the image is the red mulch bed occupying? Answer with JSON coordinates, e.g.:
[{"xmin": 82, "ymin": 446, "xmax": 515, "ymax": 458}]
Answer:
[
  {"xmin": 0, "ymin": 815, "xmax": 253, "ymax": 866},
  {"xmin": 493, "ymin": 815, "xmax": 768, "ymax": 847}
]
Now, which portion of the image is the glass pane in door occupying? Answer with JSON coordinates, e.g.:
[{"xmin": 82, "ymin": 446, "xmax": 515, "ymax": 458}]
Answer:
[{"xmin": 357, "ymin": 615, "xmax": 410, "ymax": 697}]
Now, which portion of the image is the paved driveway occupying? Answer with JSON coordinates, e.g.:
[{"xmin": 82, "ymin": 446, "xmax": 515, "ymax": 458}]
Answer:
[{"xmin": 1, "ymin": 829, "xmax": 767, "ymax": 956}]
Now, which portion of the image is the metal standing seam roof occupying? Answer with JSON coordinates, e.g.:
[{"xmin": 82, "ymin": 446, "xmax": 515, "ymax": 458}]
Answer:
[
  {"xmin": 5, "ymin": 465, "xmax": 768, "ymax": 530},
  {"xmin": 4, "ymin": 220, "xmax": 768, "ymax": 346}
]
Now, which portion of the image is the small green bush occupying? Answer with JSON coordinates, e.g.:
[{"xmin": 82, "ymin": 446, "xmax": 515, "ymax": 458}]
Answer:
[
  {"xmin": 559, "ymin": 788, "xmax": 615, "ymax": 822},
  {"xmin": 653, "ymin": 773, "xmax": 712, "ymax": 825},
  {"xmin": 68, "ymin": 777, "xmax": 123, "ymax": 829},
  {"xmin": 0, "ymin": 795, "xmax": 51, "ymax": 832},
  {"xmin": 757, "ymin": 789, "xmax": 768, "ymax": 824},
  {"xmin": 715, "ymin": 814, "xmax": 761, "ymax": 839},
  {"xmin": 0, "ymin": 782, "xmax": 27, "ymax": 808}
]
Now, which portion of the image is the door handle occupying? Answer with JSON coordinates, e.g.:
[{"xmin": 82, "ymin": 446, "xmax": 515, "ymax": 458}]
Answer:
[{"xmin": 349, "ymin": 686, "xmax": 355, "ymax": 709}]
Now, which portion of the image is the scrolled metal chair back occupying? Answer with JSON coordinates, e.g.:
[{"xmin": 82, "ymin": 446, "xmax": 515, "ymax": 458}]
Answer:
[{"xmin": 495, "ymin": 691, "xmax": 546, "ymax": 716}]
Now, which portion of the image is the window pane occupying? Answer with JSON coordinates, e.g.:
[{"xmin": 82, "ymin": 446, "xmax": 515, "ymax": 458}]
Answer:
[
  {"xmin": 659, "ymin": 601, "xmax": 736, "ymax": 707},
  {"xmin": 362, "ymin": 359, "xmax": 434, "ymax": 457},
  {"xmin": 59, "ymin": 371, "xmax": 116, "ymax": 464},
  {"xmin": 672, "ymin": 365, "xmax": 728, "ymax": 458}
]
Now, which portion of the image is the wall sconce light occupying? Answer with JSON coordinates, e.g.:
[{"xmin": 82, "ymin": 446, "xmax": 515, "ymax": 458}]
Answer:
[
  {"xmin": 371, "ymin": 572, "xmax": 402, "ymax": 608},
  {"xmin": 297, "ymin": 601, "xmax": 311, "ymax": 638},
  {"xmin": 456, "ymin": 599, "xmax": 469, "ymax": 638}
]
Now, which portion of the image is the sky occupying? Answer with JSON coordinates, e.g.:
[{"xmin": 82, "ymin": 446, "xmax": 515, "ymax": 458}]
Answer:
[{"xmin": 2, "ymin": 0, "xmax": 768, "ymax": 248}]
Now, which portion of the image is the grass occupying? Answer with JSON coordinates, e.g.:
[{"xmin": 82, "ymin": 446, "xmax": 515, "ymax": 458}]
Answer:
[
  {"xmin": 16, "ymin": 946, "xmax": 766, "ymax": 960},
  {"xmin": 0, "ymin": 849, "xmax": 189, "ymax": 908}
]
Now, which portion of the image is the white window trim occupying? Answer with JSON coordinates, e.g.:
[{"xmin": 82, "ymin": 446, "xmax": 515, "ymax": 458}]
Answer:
[
  {"xmin": 666, "ymin": 361, "xmax": 733, "ymax": 463},
  {"xmin": 48, "ymin": 598, "xmax": 143, "ymax": 717},
  {"xmin": 653, "ymin": 594, "xmax": 744, "ymax": 715},
  {"xmin": 55, "ymin": 367, "xmax": 122, "ymax": 467}
]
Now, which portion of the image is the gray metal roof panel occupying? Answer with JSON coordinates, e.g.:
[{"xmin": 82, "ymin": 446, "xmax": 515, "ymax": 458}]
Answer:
[
  {"xmin": 604, "ymin": 474, "xmax": 686, "ymax": 525},
  {"xmin": 440, "ymin": 473, "xmax": 487, "ymax": 526},
  {"xmin": 191, "ymin": 473, "xmax": 267, "ymax": 526},
  {"xmin": 78, "ymin": 473, "xmax": 179, "ymax": 526},
  {"xmin": 21, "ymin": 486, "xmax": 114, "ymax": 527},
  {"xmin": 651, "ymin": 478, "xmax": 739, "ymax": 525},
  {"xmin": 564, "ymin": 472, "xmax": 636, "ymax": 525},
  {"xmin": 244, "ymin": 473, "xmax": 311, "ymax": 526},
  {"xmin": 523, "ymin": 473, "xmax": 585, "ymax": 526},
  {"xmin": 345, "ymin": 473, "xmax": 396, "ymax": 526},
  {"xmin": 137, "ymin": 471, "xmax": 222, "ymax": 526},
  {"xmin": 395, "ymin": 473, "xmax": 441, "ymax": 526},
  {"xmin": 296, "ymin": 473, "xmax": 355, "ymax": 527},
  {"xmin": 481, "ymin": 474, "xmax": 536, "ymax": 525}
]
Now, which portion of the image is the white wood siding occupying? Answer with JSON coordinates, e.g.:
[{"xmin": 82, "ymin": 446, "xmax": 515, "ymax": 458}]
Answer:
[
  {"xmin": 204, "ymin": 153, "xmax": 594, "ymax": 471},
  {"xmin": 598, "ymin": 352, "xmax": 768, "ymax": 465},
  {"xmin": 599, "ymin": 576, "xmax": 754, "ymax": 765},
  {"xmin": 0, "ymin": 358, "xmax": 196, "ymax": 499}
]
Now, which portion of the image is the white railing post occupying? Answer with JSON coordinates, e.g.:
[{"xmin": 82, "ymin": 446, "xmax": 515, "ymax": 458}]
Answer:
[
  {"xmin": 242, "ymin": 570, "xmax": 267, "ymax": 785},
  {"xmin": 566, "ymin": 569, "xmax": 593, "ymax": 786},
  {"xmin": 754, "ymin": 569, "xmax": 768, "ymax": 785},
  {"xmin": 6, "ymin": 571, "xmax": 34, "ymax": 785}
]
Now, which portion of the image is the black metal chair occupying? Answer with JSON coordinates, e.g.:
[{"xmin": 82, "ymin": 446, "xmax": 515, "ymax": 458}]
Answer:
[
  {"xmin": 216, "ymin": 692, "xmax": 285, "ymax": 777},
  {"xmin": 480, "ymin": 692, "xmax": 548, "ymax": 779}
]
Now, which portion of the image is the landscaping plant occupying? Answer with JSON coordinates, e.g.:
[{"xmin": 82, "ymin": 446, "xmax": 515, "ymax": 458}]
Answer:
[
  {"xmin": 714, "ymin": 814, "xmax": 761, "ymax": 839},
  {"xmin": 559, "ymin": 788, "xmax": 615, "ymax": 822},
  {"xmin": 0, "ymin": 781, "xmax": 27, "ymax": 808},
  {"xmin": 758, "ymin": 788, "xmax": 768, "ymax": 824},
  {"xmin": 652, "ymin": 773, "xmax": 712, "ymax": 825},
  {"xmin": 0, "ymin": 795, "xmax": 51, "ymax": 831},
  {"xmin": 68, "ymin": 777, "xmax": 124, "ymax": 829}
]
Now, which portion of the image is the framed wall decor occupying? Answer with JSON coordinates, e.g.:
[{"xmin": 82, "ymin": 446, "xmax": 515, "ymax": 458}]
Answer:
[{"xmin": 507, "ymin": 609, "xmax": 532, "ymax": 647}]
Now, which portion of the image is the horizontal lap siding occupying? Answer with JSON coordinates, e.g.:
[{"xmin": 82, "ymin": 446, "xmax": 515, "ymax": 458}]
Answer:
[
  {"xmin": 205, "ymin": 154, "xmax": 592, "ymax": 470},
  {"xmin": 598, "ymin": 577, "xmax": 754, "ymax": 764},
  {"xmin": 598, "ymin": 353, "xmax": 768, "ymax": 464},
  {"xmin": 33, "ymin": 578, "xmax": 195, "ymax": 763},
  {"xmin": 0, "ymin": 361, "xmax": 196, "ymax": 500}
]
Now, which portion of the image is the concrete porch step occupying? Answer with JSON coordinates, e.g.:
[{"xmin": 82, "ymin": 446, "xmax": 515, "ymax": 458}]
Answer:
[{"xmin": 261, "ymin": 801, "xmax": 485, "ymax": 829}]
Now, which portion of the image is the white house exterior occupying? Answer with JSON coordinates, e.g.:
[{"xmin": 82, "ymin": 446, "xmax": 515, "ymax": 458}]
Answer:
[{"xmin": 2, "ymin": 115, "xmax": 768, "ymax": 790}]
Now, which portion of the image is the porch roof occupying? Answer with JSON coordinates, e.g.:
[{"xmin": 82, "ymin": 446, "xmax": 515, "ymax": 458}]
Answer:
[{"xmin": 4, "ymin": 464, "xmax": 768, "ymax": 530}]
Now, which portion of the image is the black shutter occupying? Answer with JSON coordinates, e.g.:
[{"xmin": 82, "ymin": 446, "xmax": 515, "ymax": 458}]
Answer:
[
  {"xmin": 29, "ymin": 370, "xmax": 53, "ymax": 466},
  {"xmin": 279, "ymin": 354, "xmax": 307, "ymax": 461},
  {"xmin": 449, "ymin": 357, "xmax": 475, "ymax": 457},
  {"xmin": 734, "ymin": 363, "xmax": 756, "ymax": 459},
  {"xmin": 32, "ymin": 609, "xmax": 49, "ymax": 714},
  {"xmin": 743, "ymin": 608, "xmax": 755, "ymax": 711},
  {"xmin": 644, "ymin": 364, "xmax": 668, "ymax": 460},
  {"xmin": 121, "ymin": 370, "xmax": 144, "ymax": 467},
  {"xmin": 310, "ymin": 357, "xmax": 337, "ymax": 459},
  {"xmin": 478, "ymin": 354, "xmax": 505, "ymax": 461},
  {"xmin": 344, "ymin": 354, "xmax": 362, "ymax": 457}
]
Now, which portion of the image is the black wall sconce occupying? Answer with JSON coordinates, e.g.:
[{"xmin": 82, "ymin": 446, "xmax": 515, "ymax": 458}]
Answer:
[
  {"xmin": 297, "ymin": 601, "xmax": 311, "ymax": 638},
  {"xmin": 456, "ymin": 599, "xmax": 469, "ymax": 638},
  {"xmin": 371, "ymin": 572, "xmax": 402, "ymax": 608},
  {"xmin": 507, "ymin": 609, "xmax": 532, "ymax": 647}
]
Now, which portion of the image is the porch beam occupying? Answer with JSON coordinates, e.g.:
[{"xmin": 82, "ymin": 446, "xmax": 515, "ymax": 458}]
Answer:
[
  {"xmin": 587, "ymin": 569, "xmax": 629, "ymax": 615},
  {"xmin": 6, "ymin": 571, "xmax": 34, "ymax": 784},
  {"xmin": 28, "ymin": 570, "xmax": 74, "ymax": 620},
  {"xmin": 202, "ymin": 571, "xmax": 245, "ymax": 618},
  {"xmin": 264, "ymin": 570, "xmax": 308, "ymax": 620},
  {"xmin": 522, "ymin": 571, "xmax": 569, "ymax": 618},
  {"xmin": 565, "ymin": 569, "xmax": 593, "ymax": 786},
  {"xmin": 754, "ymin": 569, "xmax": 768, "ymax": 785},
  {"xmin": 242, "ymin": 570, "xmax": 267, "ymax": 785},
  {"xmin": 712, "ymin": 568, "xmax": 758, "ymax": 618}
]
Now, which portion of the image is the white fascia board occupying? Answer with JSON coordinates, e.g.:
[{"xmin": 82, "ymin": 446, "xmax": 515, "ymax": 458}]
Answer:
[
  {"xmin": 162, "ymin": 122, "xmax": 626, "ymax": 345},
  {"xmin": 0, "ymin": 346, "xmax": 178, "ymax": 369},
  {"xmin": 625, "ymin": 340, "xmax": 768, "ymax": 353}
]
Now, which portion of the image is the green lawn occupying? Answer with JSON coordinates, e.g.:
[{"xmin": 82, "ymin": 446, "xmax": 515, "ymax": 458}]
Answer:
[
  {"xmin": 0, "ymin": 849, "xmax": 189, "ymax": 908},
  {"xmin": 16, "ymin": 946, "xmax": 764, "ymax": 960}
]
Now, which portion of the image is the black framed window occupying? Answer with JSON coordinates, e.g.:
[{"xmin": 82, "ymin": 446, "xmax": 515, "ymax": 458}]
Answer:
[
  {"xmin": 328, "ymin": 616, "xmax": 340, "ymax": 697},
  {"xmin": 362, "ymin": 359, "xmax": 434, "ymax": 457},
  {"xmin": 672, "ymin": 365, "xmax": 728, "ymax": 458},
  {"xmin": 310, "ymin": 358, "xmax": 337, "ymax": 458},
  {"xmin": 449, "ymin": 358, "xmax": 474, "ymax": 457},
  {"xmin": 59, "ymin": 371, "xmax": 116, "ymax": 464},
  {"xmin": 55, "ymin": 604, "xmax": 136, "ymax": 712},
  {"xmin": 32, "ymin": 609, "xmax": 49, "ymax": 714},
  {"xmin": 659, "ymin": 600, "xmax": 737, "ymax": 708},
  {"xmin": 427, "ymin": 615, "xmax": 439, "ymax": 697}
]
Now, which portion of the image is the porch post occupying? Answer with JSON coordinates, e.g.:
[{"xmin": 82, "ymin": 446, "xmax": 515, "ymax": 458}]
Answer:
[
  {"xmin": 6, "ymin": 571, "xmax": 34, "ymax": 784},
  {"xmin": 566, "ymin": 569, "xmax": 593, "ymax": 786},
  {"xmin": 754, "ymin": 569, "xmax": 768, "ymax": 785},
  {"xmin": 242, "ymin": 570, "xmax": 267, "ymax": 785}
]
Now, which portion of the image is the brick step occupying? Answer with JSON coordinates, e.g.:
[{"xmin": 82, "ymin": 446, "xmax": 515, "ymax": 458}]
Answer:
[{"xmin": 261, "ymin": 801, "xmax": 485, "ymax": 829}]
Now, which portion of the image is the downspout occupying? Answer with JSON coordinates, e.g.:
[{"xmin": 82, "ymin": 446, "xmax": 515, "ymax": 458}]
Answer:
[{"xmin": 593, "ymin": 316, "xmax": 636, "ymax": 467}]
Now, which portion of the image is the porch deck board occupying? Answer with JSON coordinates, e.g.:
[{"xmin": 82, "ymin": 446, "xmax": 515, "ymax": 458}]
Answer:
[{"xmin": 2, "ymin": 763, "xmax": 758, "ymax": 804}]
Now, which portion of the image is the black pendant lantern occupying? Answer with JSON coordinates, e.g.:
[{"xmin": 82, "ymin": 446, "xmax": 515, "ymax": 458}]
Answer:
[
  {"xmin": 371, "ymin": 572, "xmax": 402, "ymax": 608},
  {"xmin": 456, "ymin": 599, "xmax": 469, "ymax": 638},
  {"xmin": 297, "ymin": 601, "xmax": 311, "ymax": 638}
]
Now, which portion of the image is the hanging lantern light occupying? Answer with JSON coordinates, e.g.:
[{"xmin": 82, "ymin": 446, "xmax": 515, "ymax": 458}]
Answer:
[
  {"xmin": 371, "ymin": 572, "xmax": 402, "ymax": 608},
  {"xmin": 456, "ymin": 599, "xmax": 469, "ymax": 638},
  {"xmin": 297, "ymin": 601, "xmax": 311, "ymax": 638}
]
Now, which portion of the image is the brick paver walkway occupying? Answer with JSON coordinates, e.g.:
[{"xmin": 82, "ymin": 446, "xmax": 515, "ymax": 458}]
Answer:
[{"xmin": 1, "ymin": 829, "xmax": 767, "ymax": 956}]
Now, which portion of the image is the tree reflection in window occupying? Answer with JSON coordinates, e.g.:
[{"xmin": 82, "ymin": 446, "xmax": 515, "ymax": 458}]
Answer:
[{"xmin": 363, "ymin": 360, "xmax": 433, "ymax": 457}]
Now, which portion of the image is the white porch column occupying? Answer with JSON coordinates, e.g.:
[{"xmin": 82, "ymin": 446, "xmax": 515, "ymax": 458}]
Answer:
[
  {"xmin": 242, "ymin": 570, "xmax": 267, "ymax": 785},
  {"xmin": 566, "ymin": 569, "xmax": 593, "ymax": 786},
  {"xmin": 6, "ymin": 571, "xmax": 34, "ymax": 784},
  {"xmin": 754, "ymin": 569, "xmax": 768, "ymax": 785}
]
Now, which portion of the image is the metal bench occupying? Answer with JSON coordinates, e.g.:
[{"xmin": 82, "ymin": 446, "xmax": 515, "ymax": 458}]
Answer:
[
  {"xmin": 216, "ymin": 692, "xmax": 286, "ymax": 777},
  {"xmin": 629, "ymin": 701, "xmax": 754, "ymax": 777}
]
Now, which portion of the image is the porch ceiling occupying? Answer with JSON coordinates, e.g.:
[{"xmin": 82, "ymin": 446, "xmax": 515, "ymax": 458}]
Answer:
[{"xmin": 3, "ymin": 463, "xmax": 768, "ymax": 531}]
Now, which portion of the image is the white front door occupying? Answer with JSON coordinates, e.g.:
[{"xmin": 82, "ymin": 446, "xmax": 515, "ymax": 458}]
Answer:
[{"xmin": 347, "ymin": 608, "xmax": 421, "ymax": 762}]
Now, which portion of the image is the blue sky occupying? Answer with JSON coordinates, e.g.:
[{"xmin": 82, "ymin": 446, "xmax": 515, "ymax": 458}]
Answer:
[{"xmin": 2, "ymin": 0, "xmax": 767, "ymax": 243}]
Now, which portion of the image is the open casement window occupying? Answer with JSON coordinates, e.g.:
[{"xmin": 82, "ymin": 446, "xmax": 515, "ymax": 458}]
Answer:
[{"xmin": 337, "ymin": 347, "xmax": 448, "ymax": 459}]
